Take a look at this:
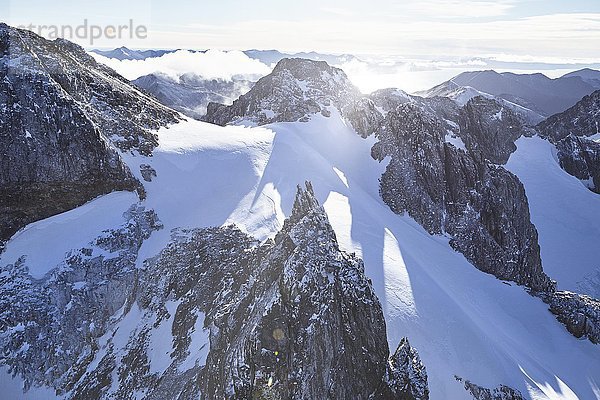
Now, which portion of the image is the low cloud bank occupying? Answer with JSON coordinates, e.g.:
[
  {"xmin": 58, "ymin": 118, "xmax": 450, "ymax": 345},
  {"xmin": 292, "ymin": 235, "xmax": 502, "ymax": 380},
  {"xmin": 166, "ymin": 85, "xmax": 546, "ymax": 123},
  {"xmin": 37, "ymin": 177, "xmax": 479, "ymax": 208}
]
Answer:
[{"xmin": 90, "ymin": 49, "xmax": 272, "ymax": 81}]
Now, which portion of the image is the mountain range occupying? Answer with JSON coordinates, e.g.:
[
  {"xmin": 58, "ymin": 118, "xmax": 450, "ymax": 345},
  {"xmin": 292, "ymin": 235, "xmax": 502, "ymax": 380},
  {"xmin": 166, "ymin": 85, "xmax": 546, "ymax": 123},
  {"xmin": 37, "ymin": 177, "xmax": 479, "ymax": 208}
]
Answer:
[
  {"xmin": 2, "ymin": 24, "xmax": 600, "ymax": 400},
  {"xmin": 417, "ymin": 69, "xmax": 600, "ymax": 121}
]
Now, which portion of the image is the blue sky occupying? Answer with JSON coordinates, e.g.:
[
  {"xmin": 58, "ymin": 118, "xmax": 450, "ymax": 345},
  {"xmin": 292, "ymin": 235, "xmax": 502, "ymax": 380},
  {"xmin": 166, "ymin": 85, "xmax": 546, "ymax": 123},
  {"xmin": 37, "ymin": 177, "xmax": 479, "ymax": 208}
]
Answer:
[{"xmin": 3, "ymin": 0, "xmax": 600, "ymax": 61}]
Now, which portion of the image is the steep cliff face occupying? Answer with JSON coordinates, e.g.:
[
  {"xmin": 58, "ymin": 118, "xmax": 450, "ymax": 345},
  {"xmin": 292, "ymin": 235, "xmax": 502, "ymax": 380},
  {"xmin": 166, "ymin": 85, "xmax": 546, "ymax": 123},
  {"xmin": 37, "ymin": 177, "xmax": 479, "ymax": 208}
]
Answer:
[
  {"xmin": 458, "ymin": 97, "xmax": 534, "ymax": 164},
  {"xmin": 537, "ymin": 91, "xmax": 600, "ymax": 193},
  {"xmin": 0, "ymin": 183, "xmax": 429, "ymax": 399},
  {"xmin": 543, "ymin": 291, "xmax": 600, "ymax": 344},
  {"xmin": 372, "ymin": 103, "xmax": 552, "ymax": 292},
  {"xmin": 554, "ymin": 135, "xmax": 600, "ymax": 193},
  {"xmin": 537, "ymin": 90, "xmax": 600, "ymax": 141},
  {"xmin": 0, "ymin": 24, "xmax": 179, "ymax": 246}
]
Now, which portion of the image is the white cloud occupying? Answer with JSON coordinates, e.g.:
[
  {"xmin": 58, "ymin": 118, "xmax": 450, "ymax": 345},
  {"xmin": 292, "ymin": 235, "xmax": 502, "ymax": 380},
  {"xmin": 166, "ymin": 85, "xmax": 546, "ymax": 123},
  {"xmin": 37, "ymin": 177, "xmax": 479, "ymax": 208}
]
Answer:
[
  {"xmin": 397, "ymin": 0, "xmax": 516, "ymax": 18},
  {"xmin": 136, "ymin": 13, "xmax": 600, "ymax": 61},
  {"xmin": 90, "ymin": 49, "xmax": 272, "ymax": 81}
]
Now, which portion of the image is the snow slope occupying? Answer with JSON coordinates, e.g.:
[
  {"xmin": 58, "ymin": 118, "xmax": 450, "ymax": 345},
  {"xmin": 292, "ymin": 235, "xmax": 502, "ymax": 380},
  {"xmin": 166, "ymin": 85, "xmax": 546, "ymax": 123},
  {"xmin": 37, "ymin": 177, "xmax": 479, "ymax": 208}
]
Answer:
[
  {"xmin": 123, "ymin": 111, "xmax": 600, "ymax": 399},
  {"xmin": 506, "ymin": 136, "xmax": 600, "ymax": 298},
  {"xmin": 0, "ymin": 191, "xmax": 139, "ymax": 279},
  {"xmin": 3, "ymin": 112, "xmax": 599, "ymax": 399}
]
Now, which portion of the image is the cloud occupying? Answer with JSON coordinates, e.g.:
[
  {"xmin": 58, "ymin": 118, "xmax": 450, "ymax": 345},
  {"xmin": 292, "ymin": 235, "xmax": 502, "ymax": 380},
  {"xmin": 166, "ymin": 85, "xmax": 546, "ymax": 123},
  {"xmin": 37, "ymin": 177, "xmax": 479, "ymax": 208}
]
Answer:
[
  {"xmin": 397, "ymin": 0, "xmax": 516, "ymax": 18},
  {"xmin": 90, "ymin": 49, "xmax": 272, "ymax": 81},
  {"xmin": 337, "ymin": 57, "xmax": 491, "ymax": 94},
  {"xmin": 136, "ymin": 12, "xmax": 600, "ymax": 62}
]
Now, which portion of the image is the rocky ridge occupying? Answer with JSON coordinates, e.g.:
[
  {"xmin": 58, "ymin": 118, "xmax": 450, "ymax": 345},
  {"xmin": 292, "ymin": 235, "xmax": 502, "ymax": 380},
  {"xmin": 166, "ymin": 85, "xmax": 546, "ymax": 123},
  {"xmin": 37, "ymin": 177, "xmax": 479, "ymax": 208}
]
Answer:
[
  {"xmin": 203, "ymin": 58, "xmax": 553, "ymax": 291},
  {"xmin": 200, "ymin": 58, "xmax": 600, "ymax": 344},
  {"xmin": 0, "ymin": 24, "xmax": 179, "ymax": 247},
  {"xmin": 454, "ymin": 376, "xmax": 524, "ymax": 400},
  {"xmin": 0, "ymin": 183, "xmax": 429, "ymax": 399},
  {"xmin": 537, "ymin": 90, "xmax": 600, "ymax": 193}
]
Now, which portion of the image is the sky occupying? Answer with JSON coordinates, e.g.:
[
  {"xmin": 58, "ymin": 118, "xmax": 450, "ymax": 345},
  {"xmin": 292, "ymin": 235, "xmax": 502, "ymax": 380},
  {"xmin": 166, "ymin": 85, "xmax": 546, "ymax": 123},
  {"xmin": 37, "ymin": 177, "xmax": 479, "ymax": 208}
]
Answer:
[
  {"xmin": 3, "ymin": 0, "xmax": 600, "ymax": 59},
  {"xmin": 3, "ymin": 0, "xmax": 600, "ymax": 92}
]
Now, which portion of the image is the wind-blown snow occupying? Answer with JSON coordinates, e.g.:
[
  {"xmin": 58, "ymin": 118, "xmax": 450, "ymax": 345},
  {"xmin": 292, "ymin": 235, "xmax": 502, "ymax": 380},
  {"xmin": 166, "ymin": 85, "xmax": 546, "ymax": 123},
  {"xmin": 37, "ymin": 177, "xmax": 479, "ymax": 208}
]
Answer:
[
  {"xmin": 0, "ymin": 191, "xmax": 138, "ymax": 279},
  {"xmin": 506, "ymin": 136, "xmax": 600, "ymax": 298}
]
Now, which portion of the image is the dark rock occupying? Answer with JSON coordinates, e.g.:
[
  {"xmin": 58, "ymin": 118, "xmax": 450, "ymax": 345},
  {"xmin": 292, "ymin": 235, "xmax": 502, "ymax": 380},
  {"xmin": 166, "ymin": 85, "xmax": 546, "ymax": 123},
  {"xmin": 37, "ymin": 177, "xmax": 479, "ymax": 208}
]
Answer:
[
  {"xmin": 0, "ymin": 24, "xmax": 178, "ymax": 246},
  {"xmin": 537, "ymin": 90, "xmax": 600, "ymax": 142},
  {"xmin": 541, "ymin": 291, "xmax": 600, "ymax": 344},
  {"xmin": 374, "ymin": 338, "xmax": 429, "ymax": 400},
  {"xmin": 536, "ymin": 90, "xmax": 600, "ymax": 193},
  {"xmin": 554, "ymin": 135, "xmax": 600, "ymax": 193},
  {"xmin": 372, "ymin": 103, "xmax": 553, "ymax": 291},
  {"xmin": 455, "ymin": 376, "xmax": 524, "ymax": 400},
  {"xmin": 458, "ymin": 97, "xmax": 533, "ymax": 164},
  {"xmin": 140, "ymin": 164, "xmax": 157, "ymax": 182}
]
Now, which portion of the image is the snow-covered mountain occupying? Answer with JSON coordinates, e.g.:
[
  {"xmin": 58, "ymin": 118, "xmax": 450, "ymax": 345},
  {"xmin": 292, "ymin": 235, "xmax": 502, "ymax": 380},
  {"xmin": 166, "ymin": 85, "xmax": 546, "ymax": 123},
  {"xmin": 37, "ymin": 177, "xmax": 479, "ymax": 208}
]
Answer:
[
  {"xmin": 243, "ymin": 49, "xmax": 358, "ymax": 66},
  {"xmin": 92, "ymin": 46, "xmax": 358, "ymax": 67},
  {"xmin": 536, "ymin": 90, "xmax": 600, "ymax": 193},
  {"xmin": 1, "ymin": 25, "xmax": 600, "ymax": 400},
  {"xmin": 132, "ymin": 72, "xmax": 254, "ymax": 119},
  {"xmin": 418, "ymin": 69, "xmax": 600, "ymax": 119},
  {"xmin": 0, "ymin": 23, "xmax": 179, "ymax": 249},
  {"xmin": 415, "ymin": 79, "xmax": 546, "ymax": 124},
  {"xmin": 90, "ymin": 47, "xmax": 179, "ymax": 61}
]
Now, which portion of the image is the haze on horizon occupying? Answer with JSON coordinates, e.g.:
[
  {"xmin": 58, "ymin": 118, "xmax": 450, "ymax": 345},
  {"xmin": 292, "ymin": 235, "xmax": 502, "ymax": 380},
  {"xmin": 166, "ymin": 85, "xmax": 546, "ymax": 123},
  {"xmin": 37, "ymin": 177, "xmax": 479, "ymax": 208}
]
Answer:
[{"xmin": 4, "ymin": 0, "xmax": 600, "ymax": 92}]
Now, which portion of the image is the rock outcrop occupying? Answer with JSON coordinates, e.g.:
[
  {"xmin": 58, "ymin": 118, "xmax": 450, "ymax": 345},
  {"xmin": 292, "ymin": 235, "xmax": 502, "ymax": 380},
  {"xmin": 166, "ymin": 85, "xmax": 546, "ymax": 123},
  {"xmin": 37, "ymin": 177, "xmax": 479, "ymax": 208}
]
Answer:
[
  {"xmin": 458, "ymin": 97, "xmax": 534, "ymax": 164},
  {"xmin": 375, "ymin": 338, "xmax": 429, "ymax": 400},
  {"xmin": 455, "ymin": 376, "xmax": 524, "ymax": 400},
  {"xmin": 542, "ymin": 291, "xmax": 600, "ymax": 344},
  {"xmin": 0, "ymin": 24, "xmax": 179, "ymax": 246},
  {"xmin": 537, "ymin": 90, "xmax": 600, "ymax": 142},
  {"xmin": 372, "ymin": 102, "xmax": 553, "ymax": 292},
  {"xmin": 537, "ymin": 91, "xmax": 600, "ymax": 193},
  {"xmin": 554, "ymin": 135, "xmax": 600, "ymax": 193},
  {"xmin": 1, "ymin": 183, "xmax": 429, "ymax": 399}
]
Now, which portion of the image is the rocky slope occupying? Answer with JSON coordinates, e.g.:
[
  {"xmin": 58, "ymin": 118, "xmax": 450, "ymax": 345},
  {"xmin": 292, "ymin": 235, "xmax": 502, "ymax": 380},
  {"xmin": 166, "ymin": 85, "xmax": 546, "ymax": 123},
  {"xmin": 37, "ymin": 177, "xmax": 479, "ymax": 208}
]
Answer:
[
  {"xmin": 203, "ymin": 58, "xmax": 362, "ymax": 127},
  {"xmin": 0, "ymin": 183, "xmax": 429, "ymax": 399},
  {"xmin": 0, "ymin": 24, "xmax": 179, "ymax": 247},
  {"xmin": 133, "ymin": 72, "xmax": 254, "ymax": 119},
  {"xmin": 372, "ymin": 102, "xmax": 552, "ymax": 292},
  {"xmin": 418, "ymin": 70, "xmax": 600, "ymax": 117},
  {"xmin": 415, "ymin": 80, "xmax": 545, "ymax": 125},
  {"xmin": 203, "ymin": 58, "xmax": 552, "ymax": 291},
  {"xmin": 537, "ymin": 90, "xmax": 600, "ymax": 193},
  {"xmin": 536, "ymin": 89, "xmax": 600, "ymax": 141},
  {"xmin": 454, "ymin": 377, "xmax": 524, "ymax": 400}
]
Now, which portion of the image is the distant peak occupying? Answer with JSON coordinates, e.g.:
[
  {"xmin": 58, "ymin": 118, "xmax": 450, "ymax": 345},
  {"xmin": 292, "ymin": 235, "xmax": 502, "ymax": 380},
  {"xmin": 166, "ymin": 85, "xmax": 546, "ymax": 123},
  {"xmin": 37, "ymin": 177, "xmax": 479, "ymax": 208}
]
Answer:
[{"xmin": 272, "ymin": 57, "xmax": 339, "ymax": 75}]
